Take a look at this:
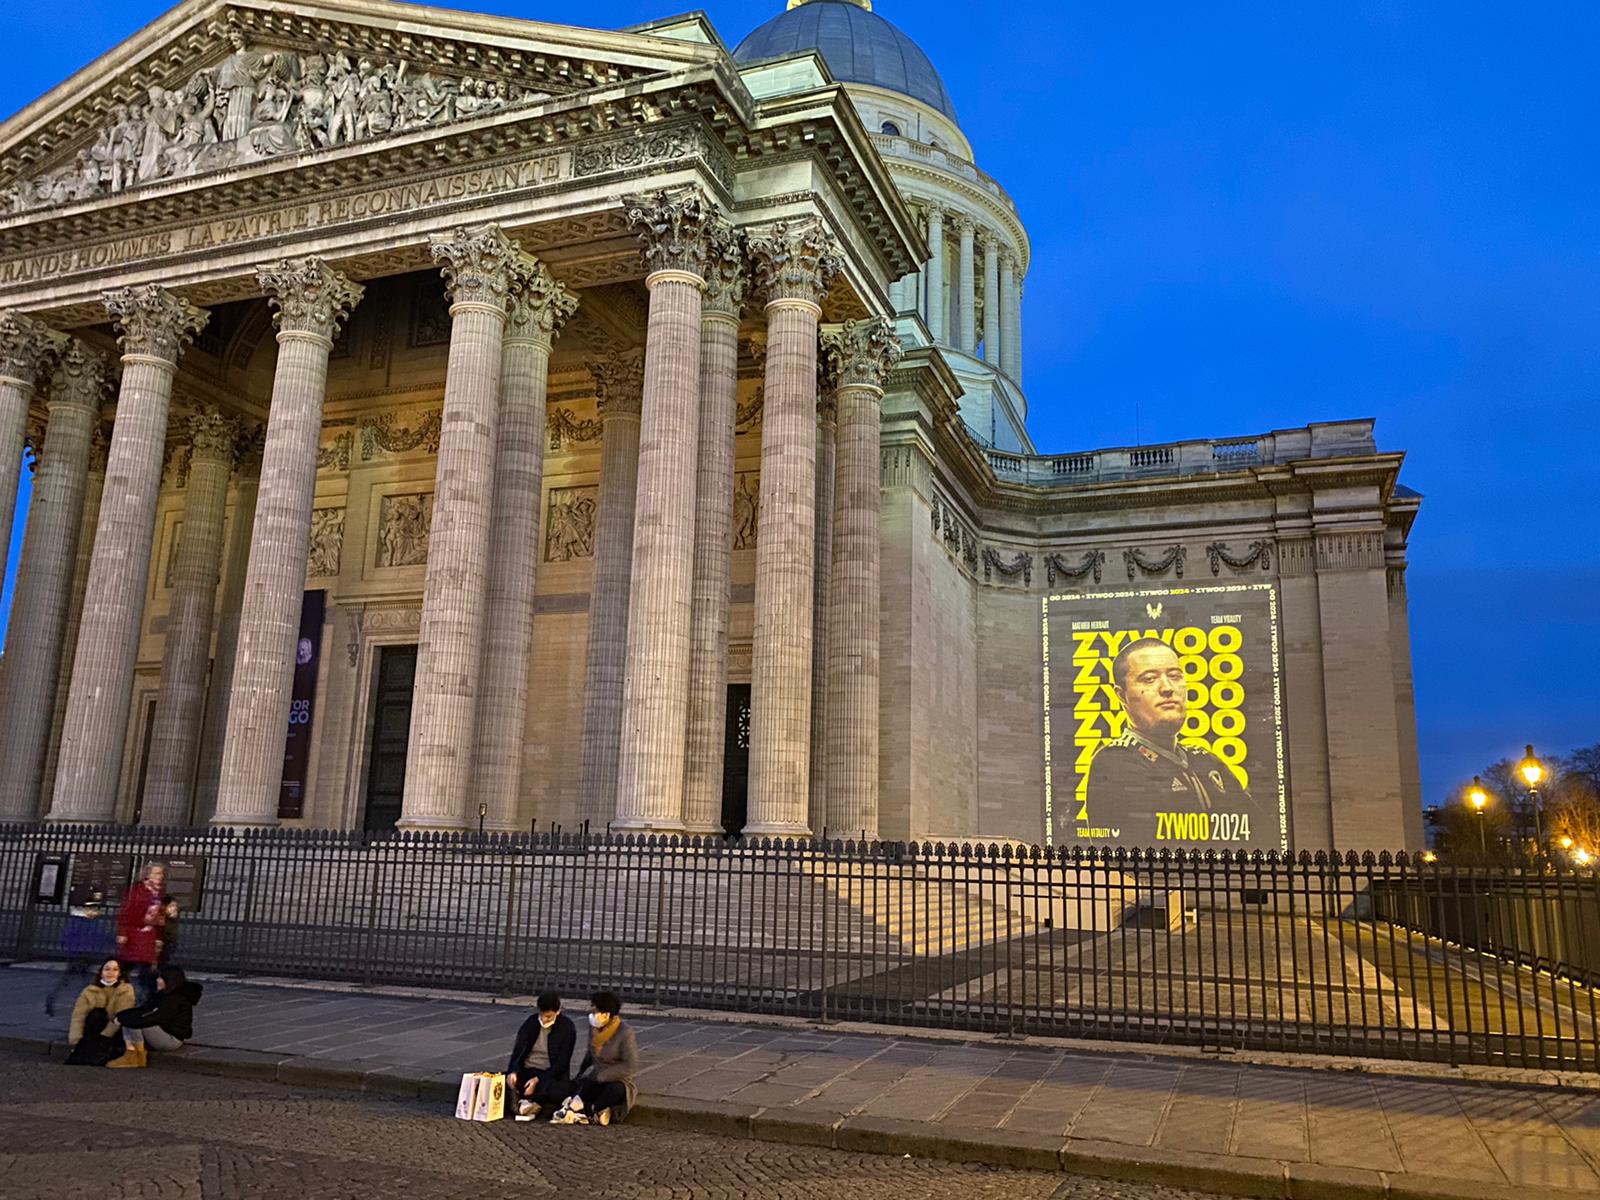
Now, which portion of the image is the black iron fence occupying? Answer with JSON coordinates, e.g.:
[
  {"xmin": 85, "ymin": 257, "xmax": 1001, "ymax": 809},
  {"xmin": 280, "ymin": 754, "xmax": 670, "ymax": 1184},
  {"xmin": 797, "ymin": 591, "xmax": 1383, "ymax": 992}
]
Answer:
[{"xmin": 3, "ymin": 824, "xmax": 1597, "ymax": 1072}]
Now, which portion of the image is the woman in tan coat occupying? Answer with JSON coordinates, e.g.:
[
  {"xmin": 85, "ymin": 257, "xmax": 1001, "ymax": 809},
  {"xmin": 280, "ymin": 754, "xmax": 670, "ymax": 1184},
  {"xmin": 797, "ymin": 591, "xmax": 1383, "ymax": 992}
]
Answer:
[{"xmin": 66, "ymin": 958, "xmax": 137, "ymax": 1066}]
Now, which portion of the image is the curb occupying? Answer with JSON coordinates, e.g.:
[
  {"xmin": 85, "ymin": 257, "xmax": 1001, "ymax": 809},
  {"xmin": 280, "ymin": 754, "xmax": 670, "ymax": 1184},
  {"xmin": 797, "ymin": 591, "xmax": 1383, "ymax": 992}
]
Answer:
[{"xmin": 0, "ymin": 1034, "xmax": 1558, "ymax": 1199}]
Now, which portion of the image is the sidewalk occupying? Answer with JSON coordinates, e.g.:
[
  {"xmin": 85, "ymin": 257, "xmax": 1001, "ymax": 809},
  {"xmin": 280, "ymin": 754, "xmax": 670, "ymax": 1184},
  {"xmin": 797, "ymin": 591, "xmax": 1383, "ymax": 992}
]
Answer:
[{"xmin": 2, "ymin": 965, "xmax": 1597, "ymax": 1198}]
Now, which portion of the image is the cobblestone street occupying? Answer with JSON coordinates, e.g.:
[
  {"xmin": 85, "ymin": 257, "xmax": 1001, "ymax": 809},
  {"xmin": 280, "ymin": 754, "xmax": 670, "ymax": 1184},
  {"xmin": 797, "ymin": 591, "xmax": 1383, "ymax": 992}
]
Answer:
[{"xmin": 0, "ymin": 1052, "xmax": 1242, "ymax": 1200}]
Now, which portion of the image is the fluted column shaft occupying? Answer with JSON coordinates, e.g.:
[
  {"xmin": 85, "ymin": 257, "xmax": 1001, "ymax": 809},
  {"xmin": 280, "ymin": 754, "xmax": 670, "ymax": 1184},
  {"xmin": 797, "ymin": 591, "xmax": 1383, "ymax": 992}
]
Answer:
[
  {"xmin": 40, "ymin": 432, "xmax": 108, "ymax": 814},
  {"xmin": 51, "ymin": 289, "xmax": 207, "ymax": 822},
  {"xmin": 823, "ymin": 320, "xmax": 901, "ymax": 840},
  {"xmin": 140, "ymin": 412, "xmax": 238, "ymax": 825},
  {"xmin": 924, "ymin": 207, "xmax": 946, "ymax": 348},
  {"xmin": 982, "ymin": 237, "xmax": 1001, "ymax": 364},
  {"xmin": 682, "ymin": 299, "xmax": 741, "ymax": 834},
  {"xmin": 746, "ymin": 218, "xmax": 841, "ymax": 835},
  {"xmin": 191, "ymin": 460, "xmax": 259, "ymax": 823},
  {"xmin": 400, "ymin": 226, "xmax": 519, "ymax": 830},
  {"xmin": 472, "ymin": 261, "xmax": 576, "ymax": 832},
  {"xmin": 0, "ymin": 314, "xmax": 62, "ymax": 580},
  {"xmin": 807, "ymin": 394, "xmax": 837, "ymax": 836},
  {"xmin": 999, "ymin": 252, "xmax": 1019, "ymax": 380},
  {"xmin": 0, "ymin": 346, "xmax": 105, "ymax": 821},
  {"xmin": 577, "ymin": 357, "xmax": 644, "ymax": 827},
  {"xmin": 214, "ymin": 259, "xmax": 360, "ymax": 826},
  {"xmin": 957, "ymin": 218, "xmax": 977, "ymax": 353}
]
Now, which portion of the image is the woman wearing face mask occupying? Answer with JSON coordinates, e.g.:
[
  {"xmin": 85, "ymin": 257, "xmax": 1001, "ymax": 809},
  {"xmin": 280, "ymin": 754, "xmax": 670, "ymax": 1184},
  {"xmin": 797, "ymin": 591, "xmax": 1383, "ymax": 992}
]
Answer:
[
  {"xmin": 64, "ymin": 958, "xmax": 137, "ymax": 1066},
  {"xmin": 550, "ymin": 991, "xmax": 638, "ymax": 1126},
  {"xmin": 504, "ymin": 991, "xmax": 576, "ymax": 1120}
]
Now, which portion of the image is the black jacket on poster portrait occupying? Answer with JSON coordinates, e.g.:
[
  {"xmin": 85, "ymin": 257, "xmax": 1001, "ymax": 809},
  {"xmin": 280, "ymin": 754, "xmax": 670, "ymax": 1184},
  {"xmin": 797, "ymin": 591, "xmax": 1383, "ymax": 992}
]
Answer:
[{"xmin": 504, "ymin": 1010, "xmax": 577, "ymax": 1081}]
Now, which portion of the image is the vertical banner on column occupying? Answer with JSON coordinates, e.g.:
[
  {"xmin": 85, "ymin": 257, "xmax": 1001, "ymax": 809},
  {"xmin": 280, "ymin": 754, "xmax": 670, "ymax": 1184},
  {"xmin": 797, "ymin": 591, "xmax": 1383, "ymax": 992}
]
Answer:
[
  {"xmin": 279, "ymin": 589, "xmax": 326, "ymax": 820},
  {"xmin": 1042, "ymin": 582, "xmax": 1287, "ymax": 851}
]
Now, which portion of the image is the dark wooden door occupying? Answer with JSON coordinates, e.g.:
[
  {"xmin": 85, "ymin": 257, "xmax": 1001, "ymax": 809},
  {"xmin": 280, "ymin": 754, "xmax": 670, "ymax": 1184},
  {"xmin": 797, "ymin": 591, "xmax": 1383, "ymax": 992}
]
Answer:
[
  {"xmin": 721, "ymin": 683, "xmax": 751, "ymax": 837},
  {"xmin": 363, "ymin": 645, "xmax": 417, "ymax": 834}
]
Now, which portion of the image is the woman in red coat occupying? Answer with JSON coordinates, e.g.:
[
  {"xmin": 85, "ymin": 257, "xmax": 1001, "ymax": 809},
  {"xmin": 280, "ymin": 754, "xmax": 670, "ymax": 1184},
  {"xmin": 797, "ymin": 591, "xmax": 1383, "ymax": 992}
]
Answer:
[{"xmin": 116, "ymin": 862, "xmax": 166, "ymax": 1002}]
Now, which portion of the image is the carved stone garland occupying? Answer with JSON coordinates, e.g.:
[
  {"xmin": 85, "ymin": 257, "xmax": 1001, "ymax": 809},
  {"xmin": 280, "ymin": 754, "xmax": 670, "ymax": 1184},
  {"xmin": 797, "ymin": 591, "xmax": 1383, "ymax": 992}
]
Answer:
[
  {"xmin": 983, "ymin": 547, "xmax": 1034, "ymax": 586},
  {"xmin": 1045, "ymin": 549, "xmax": 1106, "ymax": 587},
  {"xmin": 1207, "ymin": 540, "xmax": 1273, "ymax": 575},
  {"xmin": 1124, "ymin": 544, "xmax": 1187, "ymax": 580}
]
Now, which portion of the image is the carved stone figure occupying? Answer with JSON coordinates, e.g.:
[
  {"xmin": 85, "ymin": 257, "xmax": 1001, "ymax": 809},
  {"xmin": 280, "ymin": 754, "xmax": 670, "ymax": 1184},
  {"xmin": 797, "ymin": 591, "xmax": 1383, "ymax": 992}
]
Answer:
[
  {"xmin": 732, "ymin": 472, "xmax": 760, "ymax": 550},
  {"xmin": 217, "ymin": 27, "xmax": 268, "ymax": 143},
  {"xmin": 544, "ymin": 487, "xmax": 598, "ymax": 562},
  {"xmin": 377, "ymin": 493, "xmax": 433, "ymax": 567},
  {"xmin": 307, "ymin": 507, "xmax": 345, "ymax": 578}
]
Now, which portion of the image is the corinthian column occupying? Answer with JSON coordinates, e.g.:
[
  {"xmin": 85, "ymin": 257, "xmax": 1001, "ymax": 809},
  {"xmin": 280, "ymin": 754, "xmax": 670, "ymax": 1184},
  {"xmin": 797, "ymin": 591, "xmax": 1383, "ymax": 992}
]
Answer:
[
  {"xmin": 744, "ymin": 218, "xmax": 842, "ymax": 835},
  {"xmin": 924, "ymin": 205, "xmax": 946, "ymax": 346},
  {"xmin": 213, "ymin": 259, "xmax": 361, "ymax": 827},
  {"xmin": 191, "ymin": 432, "xmax": 262, "ymax": 823},
  {"xmin": 398, "ymin": 226, "xmax": 519, "ymax": 831},
  {"xmin": 613, "ymin": 190, "xmax": 718, "ymax": 834},
  {"xmin": 50, "ymin": 288, "xmax": 207, "ymax": 823},
  {"xmin": 956, "ymin": 215, "xmax": 976, "ymax": 353},
  {"xmin": 998, "ymin": 250, "xmax": 1018, "ymax": 379},
  {"xmin": 471, "ymin": 257, "xmax": 577, "ymax": 831},
  {"xmin": 682, "ymin": 233, "xmax": 746, "ymax": 834},
  {"xmin": 140, "ymin": 409, "xmax": 240, "ymax": 825},
  {"xmin": 981, "ymin": 233, "xmax": 1001, "ymax": 364},
  {"xmin": 807, "ymin": 378, "xmax": 837, "ymax": 836},
  {"xmin": 577, "ymin": 353, "xmax": 645, "ymax": 827},
  {"xmin": 40, "ymin": 423, "xmax": 109, "ymax": 814},
  {"xmin": 825, "ymin": 319, "xmax": 902, "ymax": 840},
  {"xmin": 0, "ymin": 312, "xmax": 65, "ymax": 579},
  {"xmin": 0, "ymin": 344, "xmax": 107, "ymax": 821}
]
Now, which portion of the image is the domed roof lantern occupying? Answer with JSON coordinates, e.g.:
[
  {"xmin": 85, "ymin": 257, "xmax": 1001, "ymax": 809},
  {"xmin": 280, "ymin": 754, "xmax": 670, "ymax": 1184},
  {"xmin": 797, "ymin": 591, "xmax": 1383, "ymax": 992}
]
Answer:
[{"xmin": 734, "ymin": 0, "xmax": 959, "ymax": 124}]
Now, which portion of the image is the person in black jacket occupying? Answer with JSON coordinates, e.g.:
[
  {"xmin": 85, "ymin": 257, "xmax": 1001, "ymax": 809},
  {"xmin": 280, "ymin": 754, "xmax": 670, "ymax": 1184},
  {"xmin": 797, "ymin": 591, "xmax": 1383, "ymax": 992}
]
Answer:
[
  {"xmin": 504, "ymin": 991, "xmax": 576, "ymax": 1120},
  {"xmin": 108, "ymin": 965, "xmax": 203, "ymax": 1069}
]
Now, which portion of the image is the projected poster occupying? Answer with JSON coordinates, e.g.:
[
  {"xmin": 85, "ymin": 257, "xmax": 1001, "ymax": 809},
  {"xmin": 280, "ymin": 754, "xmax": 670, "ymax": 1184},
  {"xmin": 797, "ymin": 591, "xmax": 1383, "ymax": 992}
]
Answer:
[{"xmin": 1042, "ymin": 583, "xmax": 1287, "ymax": 851}]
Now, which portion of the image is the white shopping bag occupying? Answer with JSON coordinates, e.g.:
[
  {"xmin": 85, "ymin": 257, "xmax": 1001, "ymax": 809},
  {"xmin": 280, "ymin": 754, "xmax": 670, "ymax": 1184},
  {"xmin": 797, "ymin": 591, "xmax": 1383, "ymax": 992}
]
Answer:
[{"xmin": 454, "ymin": 1072, "xmax": 480, "ymax": 1120}]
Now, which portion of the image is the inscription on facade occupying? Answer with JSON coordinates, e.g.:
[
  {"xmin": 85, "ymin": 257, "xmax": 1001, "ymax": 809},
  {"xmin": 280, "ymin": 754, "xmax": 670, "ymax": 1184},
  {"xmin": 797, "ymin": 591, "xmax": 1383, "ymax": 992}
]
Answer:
[{"xmin": 0, "ymin": 156, "xmax": 570, "ymax": 288}]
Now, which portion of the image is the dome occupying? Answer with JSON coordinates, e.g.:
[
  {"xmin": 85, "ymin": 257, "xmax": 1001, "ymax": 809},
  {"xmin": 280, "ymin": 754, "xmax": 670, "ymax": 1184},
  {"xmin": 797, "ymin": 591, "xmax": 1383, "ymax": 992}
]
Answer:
[{"xmin": 733, "ymin": 1, "xmax": 958, "ymax": 124}]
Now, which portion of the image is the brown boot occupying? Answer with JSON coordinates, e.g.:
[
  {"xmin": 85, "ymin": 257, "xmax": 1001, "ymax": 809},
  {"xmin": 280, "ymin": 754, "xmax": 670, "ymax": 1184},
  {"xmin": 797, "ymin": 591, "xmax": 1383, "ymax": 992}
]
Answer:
[{"xmin": 107, "ymin": 1043, "xmax": 147, "ymax": 1069}]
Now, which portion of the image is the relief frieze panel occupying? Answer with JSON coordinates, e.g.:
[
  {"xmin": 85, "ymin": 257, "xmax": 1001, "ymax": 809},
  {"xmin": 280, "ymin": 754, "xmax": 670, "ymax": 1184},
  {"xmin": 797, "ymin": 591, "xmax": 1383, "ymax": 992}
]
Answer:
[
  {"xmin": 307, "ymin": 506, "xmax": 345, "ymax": 578},
  {"xmin": 732, "ymin": 471, "xmax": 760, "ymax": 551},
  {"xmin": 376, "ymin": 493, "xmax": 433, "ymax": 568},
  {"xmin": 4, "ymin": 30, "xmax": 554, "ymax": 216},
  {"xmin": 544, "ymin": 486, "xmax": 597, "ymax": 562}
]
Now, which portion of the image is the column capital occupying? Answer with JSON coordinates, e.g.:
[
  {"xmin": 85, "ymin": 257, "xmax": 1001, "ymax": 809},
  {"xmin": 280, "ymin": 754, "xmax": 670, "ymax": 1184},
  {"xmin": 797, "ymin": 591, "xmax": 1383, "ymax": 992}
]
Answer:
[
  {"xmin": 749, "ymin": 217, "xmax": 843, "ymax": 308},
  {"xmin": 187, "ymin": 407, "xmax": 243, "ymax": 468},
  {"xmin": 702, "ymin": 220, "xmax": 749, "ymax": 321},
  {"xmin": 102, "ymin": 286, "xmax": 208, "ymax": 363},
  {"xmin": 505, "ymin": 255, "xmax": 579, "ymax": 345},
  {"xmin": 48, "ymin": 341, "xmax": 110, "ymax": 413},
  {"xmin": 256, "ymin": 256, "xmax": 364, "ymax": 343},
  {"xmin": 627, "ymin": 187, "xmax": 716, "ymax": 280},
  {"xmin": 0, "ymin": 310, "xmax": 68, "ymax": 387},
  {"xmin": 953, "ymin": 213, "xmax": 975, "ymax": 238},
  {"xmin": 429, "ymin": 225, "xmax": 520, "ymax": 314},
  {"xmin": 822, "ymin": 317, "xmax": 903, "ymax": 394},
  {"xmin": 924, "ymin": 200, "xmax": 948, "ymax": 223},
  {"xmin": 592, "ymin": 351, "xmax": 645, "ymax": 418},
  {"xmin": 234, "ymin": 421, "xmax": 266, "ymax": 476}
]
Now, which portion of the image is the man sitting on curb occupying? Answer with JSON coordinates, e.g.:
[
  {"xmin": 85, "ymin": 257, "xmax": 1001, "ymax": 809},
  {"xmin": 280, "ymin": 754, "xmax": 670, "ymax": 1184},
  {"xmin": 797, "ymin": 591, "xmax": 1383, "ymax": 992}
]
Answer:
[
  {"xmin": 549, "ymin": 991, "xmax": 637, "ymax": 1127},
  {"xmin": 505, "ymin": 991, "xmax": 576, "ymax": 1120}
]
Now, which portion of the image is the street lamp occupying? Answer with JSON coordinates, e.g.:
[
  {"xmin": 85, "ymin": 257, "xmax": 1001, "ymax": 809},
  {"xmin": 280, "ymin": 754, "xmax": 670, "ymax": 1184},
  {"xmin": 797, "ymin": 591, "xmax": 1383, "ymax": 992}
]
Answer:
[
  {"xmin": 1518, "ymin": 744, "xmax": 1545, "ymax": 851},
  {"xmin": 1468, "ymin": 776, "xmax": 1489, "ymax": 860}
]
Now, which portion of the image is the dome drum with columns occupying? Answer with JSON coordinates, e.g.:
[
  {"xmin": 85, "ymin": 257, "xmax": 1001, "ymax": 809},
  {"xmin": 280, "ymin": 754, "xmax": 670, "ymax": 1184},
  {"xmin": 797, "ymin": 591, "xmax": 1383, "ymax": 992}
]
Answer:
[{"xmin": 0, "ymin": 0, "xmax": 1422, "ymax": 853}]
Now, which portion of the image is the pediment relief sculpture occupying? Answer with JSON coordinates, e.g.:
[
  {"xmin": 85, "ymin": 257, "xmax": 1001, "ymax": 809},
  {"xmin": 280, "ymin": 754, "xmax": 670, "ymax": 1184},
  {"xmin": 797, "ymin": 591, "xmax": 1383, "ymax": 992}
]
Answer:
[{"xmin": 4, "ymin": 27, "xmax": 552, "ymax": 215}]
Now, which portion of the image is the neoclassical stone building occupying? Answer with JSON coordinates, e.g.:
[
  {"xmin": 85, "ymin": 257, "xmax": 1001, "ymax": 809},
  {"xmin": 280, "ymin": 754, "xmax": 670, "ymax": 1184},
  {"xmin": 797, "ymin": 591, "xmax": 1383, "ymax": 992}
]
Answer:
[{"xmin": 0, "ymin": 0, "xmax": 1423, "ymax": 850}]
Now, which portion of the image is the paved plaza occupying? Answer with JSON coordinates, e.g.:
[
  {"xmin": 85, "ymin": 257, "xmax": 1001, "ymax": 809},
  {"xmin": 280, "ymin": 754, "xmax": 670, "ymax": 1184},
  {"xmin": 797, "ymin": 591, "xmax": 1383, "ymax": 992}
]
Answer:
[{"xmin": 2, "ymin": 966, "xmax": 1597, "ymax": 1197}]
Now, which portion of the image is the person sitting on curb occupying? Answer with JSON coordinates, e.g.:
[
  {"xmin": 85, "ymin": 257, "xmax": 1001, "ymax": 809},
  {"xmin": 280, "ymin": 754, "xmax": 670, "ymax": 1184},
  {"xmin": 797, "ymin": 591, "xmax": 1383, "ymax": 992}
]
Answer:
[
  {"xmin": 505, "ymin": 991, "xmax": 576, "ymax": 1121},
  {"xmin": 108, "ymin": 965, "xmax": 203, "ymax": 1068},
  {"xmin": 549, "ymin": 991, "xmax": 638, "ymax": 1127},
  {"xmin": 65, "ymin": 958, "xmax": 136, "ymax": 1067}
]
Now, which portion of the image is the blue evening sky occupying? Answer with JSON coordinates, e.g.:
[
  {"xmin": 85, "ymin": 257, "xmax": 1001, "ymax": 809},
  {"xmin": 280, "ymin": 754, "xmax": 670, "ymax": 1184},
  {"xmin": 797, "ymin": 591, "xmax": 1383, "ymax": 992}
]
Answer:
[{"xmin": 3, "ymin": 2, "xmax": 1596, "ymax": 814}]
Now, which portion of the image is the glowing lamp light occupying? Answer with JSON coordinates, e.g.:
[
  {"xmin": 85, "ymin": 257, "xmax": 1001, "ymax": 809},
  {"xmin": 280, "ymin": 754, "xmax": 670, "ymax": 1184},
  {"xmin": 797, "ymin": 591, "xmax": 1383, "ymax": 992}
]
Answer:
[
  {"xmin": 1468, "ymin": 777, "xmax": 1488, "ymax": 811},
  {"xmin": 1519, "ymin": 744, "xmax": 1545, "ymax": 788},
  {"xmin": 1576, "ymin": 848, "xmax": 1594, "ymax": 867},
  {"xmin": 1560, "ymin": 836, "xmax": 1574, "ymax": 850},
  {"xmin": 1421, "ymin": 851, "xmax": 1438, "ymax": 864}
]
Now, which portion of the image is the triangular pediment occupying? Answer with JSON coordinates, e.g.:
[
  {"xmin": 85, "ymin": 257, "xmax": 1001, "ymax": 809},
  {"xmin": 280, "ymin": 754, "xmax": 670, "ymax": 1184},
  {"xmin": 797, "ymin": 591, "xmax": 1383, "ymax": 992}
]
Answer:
[{"xmin": 1, "ymin": 0, "xmax": 728, "ymax": 215}]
